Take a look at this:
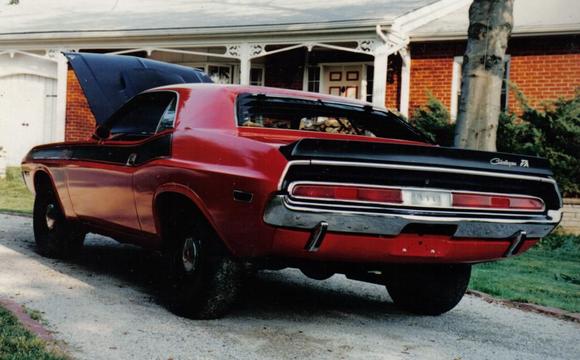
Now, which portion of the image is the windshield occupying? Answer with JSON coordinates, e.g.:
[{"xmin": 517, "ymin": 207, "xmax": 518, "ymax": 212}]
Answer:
[{"xmin": 236, "ymin": 93, "xmax": 429, "ymax": 143}]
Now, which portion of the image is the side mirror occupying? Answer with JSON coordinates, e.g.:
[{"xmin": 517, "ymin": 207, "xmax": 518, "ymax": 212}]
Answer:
[{"xmin": 93, "ymin": 125, "xmax": 110, "ymax": 140}]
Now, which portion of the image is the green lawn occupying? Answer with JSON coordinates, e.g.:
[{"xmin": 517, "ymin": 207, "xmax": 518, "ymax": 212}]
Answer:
[
  {"xmin": 0, "ymin": 306, "xmax": 65, "ymax": 360},
  {"xmin": 470, "ymin": 234, "xmax": 580, "ymax": 313},
  {"xmin": 0, "ymin": 168, "xmax": 33, "ymax": 215}
]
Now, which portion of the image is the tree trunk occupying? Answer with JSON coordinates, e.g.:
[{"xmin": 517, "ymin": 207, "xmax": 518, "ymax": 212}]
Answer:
[{"xmin": 454, "ymin": 0, "xmax": 514, "ymax": 151}]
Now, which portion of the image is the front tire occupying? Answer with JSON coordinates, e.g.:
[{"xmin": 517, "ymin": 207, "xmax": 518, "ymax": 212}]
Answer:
[
  {"xmin": 166, "ymin": 217, "xmax": 243, "ymax": 319},
  {"xmin": 384, "ymin": 264, "xmax": 471, "ymax": 315},
  {"xmin": 33, "ymin": 185, "xmax": 84, "ymax": 259}
]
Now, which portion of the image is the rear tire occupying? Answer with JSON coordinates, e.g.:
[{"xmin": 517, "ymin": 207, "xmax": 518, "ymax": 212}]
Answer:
[
  {"xmin": 33, "ymin": 185, "xmax": 85, "ymax": 259},
  {"xmin": 166, "ymin": 216, "xmax": 243, "ymax": 319},
  {"xmin": 384, "ymin": 264, "xmax": 471, "ymax": 315}
]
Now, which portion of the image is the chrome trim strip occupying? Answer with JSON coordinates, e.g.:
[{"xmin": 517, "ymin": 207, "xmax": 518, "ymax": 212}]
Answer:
[
  {"xmin": 282, "ymin": 197, "xmax": 560, "ymax": 225},
  {"xmin": 285, "ymin": 198, "xmax": 547, "ymax": 218},
  {"xmin": 277, "ymin": 160, "xmax": 310, "ymax": 190},
  {"xmin": 288, "ymin": 181, "xmax": 546, "ymax": 213}
]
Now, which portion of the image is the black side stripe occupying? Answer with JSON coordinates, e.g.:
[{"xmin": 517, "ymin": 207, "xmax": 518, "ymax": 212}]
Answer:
[{"xmin": 31, "ymin": 134, "xmax": 171, "ymax": 166}]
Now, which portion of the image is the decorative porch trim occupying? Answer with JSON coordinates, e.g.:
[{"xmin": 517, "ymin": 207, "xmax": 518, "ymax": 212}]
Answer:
[
  {"xmin": 107, "ymin": 47, "xmax": 239, "ymax": 59},
  {"xmin": 0, "ymin": 49, "xmax": 58, "ymax": 62}
]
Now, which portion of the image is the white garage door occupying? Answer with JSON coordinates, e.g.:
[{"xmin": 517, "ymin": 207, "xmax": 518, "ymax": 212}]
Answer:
[{"xmin": 0, "ymin": 74, "xmax": 57, "ymax": 166}]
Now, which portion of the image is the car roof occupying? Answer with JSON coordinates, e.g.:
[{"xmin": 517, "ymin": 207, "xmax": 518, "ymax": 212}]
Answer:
[{"xmin": 151, "ymin": 83, "xmax": 377, "ymax": 109}]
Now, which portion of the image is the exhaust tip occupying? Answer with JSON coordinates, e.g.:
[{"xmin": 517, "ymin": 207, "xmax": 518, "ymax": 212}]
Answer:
[
  {"xmin": 304, "ymin": 221, "xmax": 328, "ymax": 252},
  {"xmin": 505, "ymin": 231, "xmax": 527, "ymax": 257}
]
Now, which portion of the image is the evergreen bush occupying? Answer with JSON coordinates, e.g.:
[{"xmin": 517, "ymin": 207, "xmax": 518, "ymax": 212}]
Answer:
[{"xmin": 410, "ymin": 91, "xmax": 579, "ymax": 196}]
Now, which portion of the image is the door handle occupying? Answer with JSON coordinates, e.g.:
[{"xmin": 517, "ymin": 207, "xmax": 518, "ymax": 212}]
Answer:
[{"xmin": 126, "ymin": 153, "xmax": 138, "ymax": 166}]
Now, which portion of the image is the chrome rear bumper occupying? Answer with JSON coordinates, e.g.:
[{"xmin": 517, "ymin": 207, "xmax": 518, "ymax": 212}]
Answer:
[{"xmin": 263, "ymin": 196, "xmax": 561, "ymax": 239}]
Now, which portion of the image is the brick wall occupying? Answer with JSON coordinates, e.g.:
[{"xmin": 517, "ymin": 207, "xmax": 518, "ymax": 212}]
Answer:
[
  {"xmin": 562, "ymin": 199, "xmax": 580, "ymax": 235},
  {"xmin": 408, "ymin": 41, "xmax": 464, "ymax": 114},
  {"xmin": 507, "ymin": 36, "xmax": 580, "ymax": 112},
  {"xmin": 407, "ymin": 35, "xmax": 579, "ymax": 116},
  {"xmin": 65, "ymin": 68, "xmax": 96, "ymax": 141}
]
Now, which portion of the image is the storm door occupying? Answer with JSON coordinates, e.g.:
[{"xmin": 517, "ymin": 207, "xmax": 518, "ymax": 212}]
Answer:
[{"xmin": 325, "ymin": 65, "xmax": 363, "ymax": 100}]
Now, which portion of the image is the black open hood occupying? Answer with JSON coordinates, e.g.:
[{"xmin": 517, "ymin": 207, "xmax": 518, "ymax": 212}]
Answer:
[{"xmin": 65, "ymin": 52, "xmax": 212, "ymax": 124}]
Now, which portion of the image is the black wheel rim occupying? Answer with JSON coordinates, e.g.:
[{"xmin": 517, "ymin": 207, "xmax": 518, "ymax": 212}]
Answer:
[
  {"xmin": 181, "ymin": 236, "xmax": 199, "ymax": 273},
  {"xmin": 44, "ymin": 203, "xmax": 59, "ymax": 232}
]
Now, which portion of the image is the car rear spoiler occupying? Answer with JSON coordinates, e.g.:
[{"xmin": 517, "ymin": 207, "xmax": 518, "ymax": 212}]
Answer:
[
  {"xmin": 65, "ymin": 52, "xmax": 212, "ymax": 125},
  {"xmin": 280, "ymin": 138, "xmax": 553, "ymax": 178}
]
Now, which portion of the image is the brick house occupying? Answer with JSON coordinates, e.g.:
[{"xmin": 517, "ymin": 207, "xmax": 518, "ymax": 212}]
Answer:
[{"xmin": 0, "ymin": 0, "xmax": 578, "ymax": 166}]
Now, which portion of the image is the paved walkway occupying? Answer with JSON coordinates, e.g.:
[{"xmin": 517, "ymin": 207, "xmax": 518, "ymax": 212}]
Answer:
[{"xmin": 0, "ymin": 214, "xmax": 579, "ymax": 360}]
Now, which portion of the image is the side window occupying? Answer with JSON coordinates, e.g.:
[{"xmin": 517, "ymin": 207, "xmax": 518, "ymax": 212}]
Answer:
[
  {"xmin": 156, "ymin": 98, "xmax": 177, "ymax": 133},
  {"xmin": 107, "ymin": 92, "xmax": 177, "ymax": 138}
]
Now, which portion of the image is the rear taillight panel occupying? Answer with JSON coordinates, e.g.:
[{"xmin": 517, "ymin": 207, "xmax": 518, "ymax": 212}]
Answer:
[
  {"xmin": 289, "ymin": 182, "xmax": 545, "ymax": 212},
  {"xmin": 452, "ymin": 192, "xmax": 544, "ymax": 211},
  {"xmin": 292, "ymin": 184, "xmax": 403, "ymax": 204}
]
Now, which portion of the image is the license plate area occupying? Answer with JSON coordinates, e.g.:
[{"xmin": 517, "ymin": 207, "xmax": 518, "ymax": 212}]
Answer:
[{"xmin": 402, "ymin": 189, "xmax": 452, "ymax": 208}]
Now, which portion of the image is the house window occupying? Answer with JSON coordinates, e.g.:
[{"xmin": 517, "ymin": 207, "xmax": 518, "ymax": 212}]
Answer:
[
  {"xmin": 207, "ymin": 65, "xmax": 233, "ymax": 84},
  {"xmin": 191, "ymin": 64, "xmax": 264, "ymax": 85},
  {"xmin": 307, "ymin": 66, "xmax": 320, "ymax": 93},
  {"xmin": 250, "ymin": 67, "xmax": 265, "ymax": 86},
  {"xmin": 450, "ymin": 55, "xmax": 511, "ymax": 121},
  {"xmin": 365, "ymin": 65, "xmax": 374, "ymax": 103}
]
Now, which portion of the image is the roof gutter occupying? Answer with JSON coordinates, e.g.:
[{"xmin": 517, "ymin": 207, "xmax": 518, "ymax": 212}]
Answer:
[
  {"xmin": 0, "ymin": 18, "xmax": 394, "ymax": 43},
  {"xmin": 411, "ymin": 26, "xmax": 580, "ymax": 42}
]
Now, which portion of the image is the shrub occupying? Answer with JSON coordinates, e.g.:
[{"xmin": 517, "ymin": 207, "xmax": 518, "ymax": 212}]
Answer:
[
  {"xmin": 497, "ymin": 91, "xmax": 580, "ymax": 197},
  {"xmin": 410, "ymin": 95, "xmax": 454, "ymax": 146},
  {"xmin": 537, "ymin": 230, "xmax": 580, "ymax": 251}
]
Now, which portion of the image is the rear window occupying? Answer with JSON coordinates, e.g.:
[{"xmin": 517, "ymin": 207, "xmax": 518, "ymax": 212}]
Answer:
[{"xmin": 236, "ymin": 93, "xmax": 428, "ymax": 143}]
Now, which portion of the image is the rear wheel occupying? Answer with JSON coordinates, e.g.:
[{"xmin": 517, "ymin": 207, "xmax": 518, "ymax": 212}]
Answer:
[
  {"xmin": 383, "ymin": 264, "xmax": 471, "ymax": 315},
  {"xmin": 166, "ymin": 215, "xmax": 243, "ymax": 319},
  {"xmin": 33, "ymin": 185, "xmax": 84, "ymax": 259}
]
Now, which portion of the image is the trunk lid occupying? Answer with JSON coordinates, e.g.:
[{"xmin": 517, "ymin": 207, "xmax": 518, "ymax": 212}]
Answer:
[
  {"xmin": 280, "ymin": 138, "xmax": 553, "ymax": 177},
  {"xmin": 65, "ymin": 52, "xmax": 212, "ymax": 125}
]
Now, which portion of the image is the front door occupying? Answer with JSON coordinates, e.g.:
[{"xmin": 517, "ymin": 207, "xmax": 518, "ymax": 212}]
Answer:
[
  {"xmin": 66, "ymin": 91, "xmax": 177, "ymax": 233},
  {"xmin": 325, "ymin": 65, "xmax": 362, "ymax": 100}
]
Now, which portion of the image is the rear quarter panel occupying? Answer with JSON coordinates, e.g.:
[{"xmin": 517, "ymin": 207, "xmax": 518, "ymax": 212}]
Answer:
[{"xmin": 134, "ymin": 88, "xmax": 289, "ymax": 256}]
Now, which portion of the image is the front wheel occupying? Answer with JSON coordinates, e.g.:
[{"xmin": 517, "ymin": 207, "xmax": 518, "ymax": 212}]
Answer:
[
  {"xmin": 383, "ymin": 264, "xmax": 471, "ymax": 315},
  {"xmin": 33, "ymin": 186, "xmax": 85, "ymax": 259}
]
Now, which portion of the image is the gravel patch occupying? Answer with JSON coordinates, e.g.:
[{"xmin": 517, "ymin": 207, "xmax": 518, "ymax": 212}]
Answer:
[{"xmin": 0, "ymin": 214, "xmax": 578, "ymax": 360}]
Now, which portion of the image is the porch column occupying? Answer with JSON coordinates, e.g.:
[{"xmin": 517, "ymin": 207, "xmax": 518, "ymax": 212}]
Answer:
[
  {"xmin": 372, "ymin": 44, "xmax": 388, "ymax": 107},
  {"xmin": 239, "ymin": 43, "xmax": 251, "ymax": 85},
  {"xmin": 50, "ymin": 50, "xmax": 68, "ymax": 142},
  {"xmin": 399, "ymin": 48, "xmax": 411, "ymax": 118}
]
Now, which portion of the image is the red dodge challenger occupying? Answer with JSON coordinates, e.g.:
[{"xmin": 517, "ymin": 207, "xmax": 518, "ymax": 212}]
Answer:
[{"xmin": 21, "ymin": 53, "xmax": 562, "ymax": 318}]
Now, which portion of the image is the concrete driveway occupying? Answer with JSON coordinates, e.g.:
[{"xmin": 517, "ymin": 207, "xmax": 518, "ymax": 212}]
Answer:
[{"xmin": 0, "ymin": 213, "xmax": 578, "ymax": 360}]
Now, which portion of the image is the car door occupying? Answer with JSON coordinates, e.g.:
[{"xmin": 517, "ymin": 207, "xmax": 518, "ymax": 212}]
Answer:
[{"xmin": 66, "ymin": 91, "xmax": 177, "ymax": 233}]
